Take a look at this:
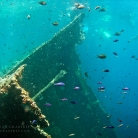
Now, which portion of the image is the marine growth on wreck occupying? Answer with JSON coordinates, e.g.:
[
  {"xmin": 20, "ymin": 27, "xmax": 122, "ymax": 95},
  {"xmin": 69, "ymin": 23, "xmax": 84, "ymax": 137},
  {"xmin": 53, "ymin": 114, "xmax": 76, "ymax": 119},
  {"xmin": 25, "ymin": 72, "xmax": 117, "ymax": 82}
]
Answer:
[
  {"xmin": 0, "ymin": 13, "xmax": 116, "ymax": 138},
  {"xmin": 0, "ymin": 65, "xmax": 51, "ymax": 138}
]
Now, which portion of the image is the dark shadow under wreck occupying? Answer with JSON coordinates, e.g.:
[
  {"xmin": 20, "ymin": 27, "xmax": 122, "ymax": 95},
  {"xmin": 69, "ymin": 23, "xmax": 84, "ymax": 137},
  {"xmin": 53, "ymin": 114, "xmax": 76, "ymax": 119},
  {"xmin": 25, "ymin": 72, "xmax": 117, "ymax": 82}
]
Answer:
[{"xmin": 1, "ymin": 13, "xmax": 117, "ymax": 138}]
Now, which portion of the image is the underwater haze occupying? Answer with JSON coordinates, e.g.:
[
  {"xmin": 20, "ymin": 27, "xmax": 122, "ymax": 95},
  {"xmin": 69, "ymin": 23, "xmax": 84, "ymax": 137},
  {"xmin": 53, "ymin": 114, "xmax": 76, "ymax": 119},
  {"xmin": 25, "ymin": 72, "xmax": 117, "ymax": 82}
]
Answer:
[{"xmin": 1, "ymin": 0, "xmax": 138, "ymax": 138}]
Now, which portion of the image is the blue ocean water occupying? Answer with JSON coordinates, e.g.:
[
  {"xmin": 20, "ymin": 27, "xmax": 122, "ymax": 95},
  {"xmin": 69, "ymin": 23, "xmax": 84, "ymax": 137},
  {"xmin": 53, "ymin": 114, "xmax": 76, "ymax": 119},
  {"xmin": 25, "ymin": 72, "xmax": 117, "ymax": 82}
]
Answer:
[
  {"xmin": 0, "ymin": 0, "xmax": 138, "ymax": 138},
  {"xmin": 76, "ymin": 1, "xmax": 138, "ymax": 138}
]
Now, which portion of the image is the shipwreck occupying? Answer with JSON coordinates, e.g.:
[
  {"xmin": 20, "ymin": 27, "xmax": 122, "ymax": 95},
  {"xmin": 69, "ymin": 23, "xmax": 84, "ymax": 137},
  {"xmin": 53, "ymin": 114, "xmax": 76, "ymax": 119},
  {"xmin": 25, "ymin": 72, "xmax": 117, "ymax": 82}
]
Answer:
[{"xmin": 0, "ymin": 13, "xmax": 117, "ymax": 138}]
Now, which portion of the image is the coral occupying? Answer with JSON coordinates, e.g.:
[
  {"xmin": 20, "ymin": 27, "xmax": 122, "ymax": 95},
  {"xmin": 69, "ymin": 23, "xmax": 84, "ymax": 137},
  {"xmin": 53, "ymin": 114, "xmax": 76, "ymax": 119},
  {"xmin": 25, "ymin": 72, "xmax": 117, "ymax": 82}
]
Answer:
[{"xmin": 0, "ymin": 65, "xmax": 51, "ymax": 138}]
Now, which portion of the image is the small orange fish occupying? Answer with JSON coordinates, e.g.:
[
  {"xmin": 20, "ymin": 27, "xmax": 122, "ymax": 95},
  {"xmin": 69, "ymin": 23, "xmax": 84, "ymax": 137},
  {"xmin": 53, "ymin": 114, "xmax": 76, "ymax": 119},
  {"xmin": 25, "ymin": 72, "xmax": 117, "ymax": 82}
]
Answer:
[
  {"xmin": 122, "ymin": 92, "xmax": 128, "ymax": 94},
  {"xmin": 27, "ymin": 15, "xmax": 31, "ymax": 20},
  {"xmin": 107, "ymin": 115, "xmax": 112, "ymax": 118},
  {"xmin": 117, "ymin": 124, "xmax": 123, "ymax": 128},
  {"xmin": 74, "ymin": 117, "xmax": 80, "ymax": 119},
  {"xmin": 97, "ymin": 54, "xmax": 106, "ymax": 59},
  {"xmin": 39, "ymin": 1, "xmax": 47, "ymax": 5},
  {"xmin": 69, "ymin": 134, "xmax": 75, "ymax": 136},
  {"xmin": 94, "ymin": 6, "xmax": 101, "ymax": 10},
  {"xmin": 52, "ymin": 22, "xmax": 59, "ymax": 26},
  {"xmin": 98, "ymin": 89, "xmax": 105, "ymax": 92},
  {"xmin": 77, "ymin": 4, "xmax": 85, "ymax": 9}
]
